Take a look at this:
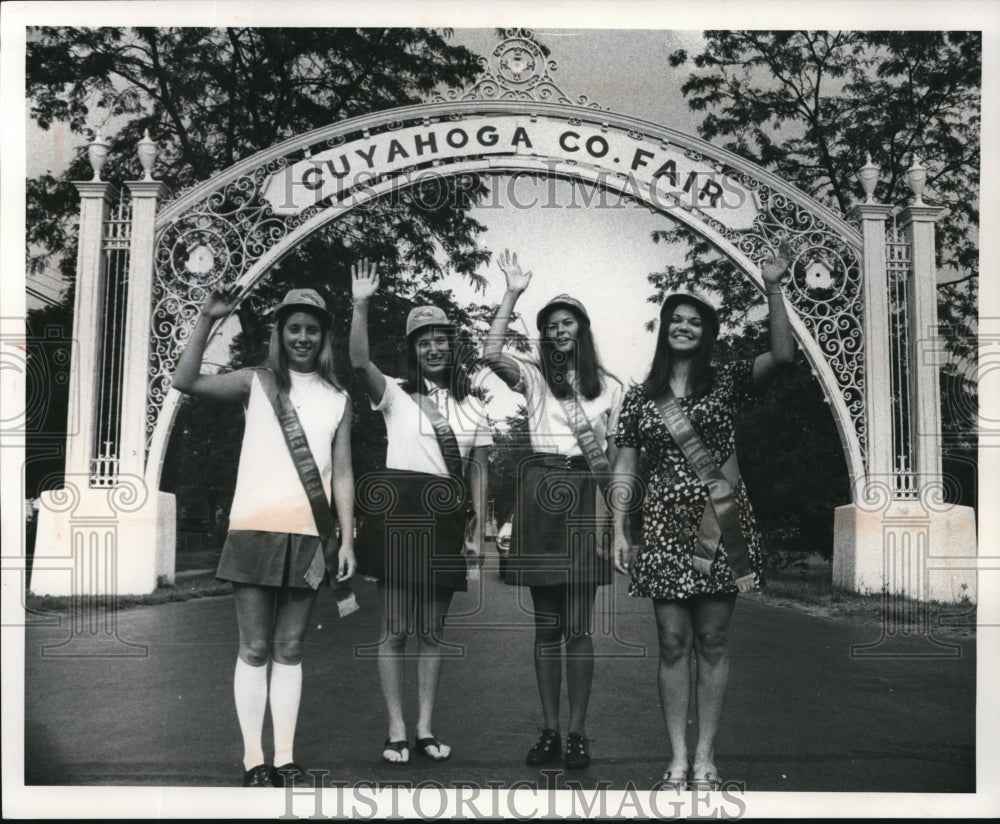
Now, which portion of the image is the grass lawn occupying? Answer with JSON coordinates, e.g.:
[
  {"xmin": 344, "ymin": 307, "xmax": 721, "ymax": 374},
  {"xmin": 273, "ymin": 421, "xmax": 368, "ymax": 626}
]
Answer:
[{"xmin": 746, "ymin": 552, "xmax": 977, "ymax": 639}]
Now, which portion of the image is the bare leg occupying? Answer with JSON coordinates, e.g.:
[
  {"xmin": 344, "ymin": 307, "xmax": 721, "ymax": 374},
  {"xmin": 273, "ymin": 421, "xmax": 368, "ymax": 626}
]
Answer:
[
  {"xmin": 565, "ymin": 585, "xmax": 597, "ymax": 737},
  {"xmin": 691, "ymin": 595, "xmax": 737, "ymax": 784},
  {"xmin": 653, "ymin": 599, "xmax": 695, "ymax": 779},
  {"xmin": 530, "ymin": 585, "xmax": 566, "ymax": 732},
  {"xmin": 415, "ymin": 589, "xmax": 455, "ymax": 758},
  {"xmin": 378, "ymin": 583, "xmax": 411, "ymax": 759}
]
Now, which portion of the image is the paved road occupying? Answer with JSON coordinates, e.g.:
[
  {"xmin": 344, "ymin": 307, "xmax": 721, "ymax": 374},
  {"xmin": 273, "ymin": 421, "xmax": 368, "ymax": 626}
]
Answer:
[{"xmin": 22, "ymin": 556, "xmax": 975, "ymax": 796}]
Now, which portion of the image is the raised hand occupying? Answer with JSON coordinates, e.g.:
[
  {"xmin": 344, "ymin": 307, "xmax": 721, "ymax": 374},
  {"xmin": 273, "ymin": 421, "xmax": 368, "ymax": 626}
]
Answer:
[
  {"xmin": 201, "ymin": 284, "xmax": 242, "ymax": 319},
  {"xmin": 351, "ymin": 259, "xmax": 379, "ymax": 303},
  {"xmin": 497, "ymin": 249, "xmax": 532, "ymax": 294},
  {"xmin": 761, "ymin": 238, "xmax": 795, "ymax": 286}
]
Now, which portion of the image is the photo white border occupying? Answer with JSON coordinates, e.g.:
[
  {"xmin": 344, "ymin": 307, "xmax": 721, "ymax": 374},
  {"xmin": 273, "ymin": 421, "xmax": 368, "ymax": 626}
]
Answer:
[{"xmin": 3, "ymin": 0, "xmax": 998, "ymax": 818}]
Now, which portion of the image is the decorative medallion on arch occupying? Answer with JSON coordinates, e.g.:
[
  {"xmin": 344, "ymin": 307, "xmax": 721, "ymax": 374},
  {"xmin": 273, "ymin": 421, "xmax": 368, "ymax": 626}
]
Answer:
[
  {"xmin": 436, "ymin": 28, "xmax": 603, "ymax": 108},
  {"xmin": 146, "ymin": 28, "xmax": 867, "ymax": 487}
]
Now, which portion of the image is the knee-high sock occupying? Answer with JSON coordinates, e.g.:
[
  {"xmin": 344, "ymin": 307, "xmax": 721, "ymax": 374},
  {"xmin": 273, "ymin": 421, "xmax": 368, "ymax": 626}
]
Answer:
[
  {"xmin": 269, "ymin": 660, "xmax": 303, "ymax": 767},
  {"xmin": 234, "ymin": 658, "xmax": 268, "ymax": 771}
]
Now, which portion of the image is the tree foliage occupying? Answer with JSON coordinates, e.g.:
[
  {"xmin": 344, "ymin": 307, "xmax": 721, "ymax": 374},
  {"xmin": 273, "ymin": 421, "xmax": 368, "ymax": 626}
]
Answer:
[
  {"xmin": 25, "ymin": 27, "xmax": 497, "ymax": 537},
  {"xmin": 655, "ymin": 31, "xmax": 981, "ymax": 550},
  {"xmin": 669, "ymin": 30, "xmax": 979, "ymax": 280}
]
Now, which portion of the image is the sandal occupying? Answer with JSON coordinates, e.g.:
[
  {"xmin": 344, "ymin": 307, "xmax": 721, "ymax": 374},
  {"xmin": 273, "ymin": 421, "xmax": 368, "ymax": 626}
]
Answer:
[
  {"xmin": 526, "ymin": 728, "xmax": 561, "ymax": 766},
  {"xmin": 415, "ymin": 736, "xmax": 452, "ymax": 762},
  {"xmin": 564, "ymin": 731, "xmax": 591, "ymax": 769},
  {"xmin": 689, "ymin": 765, "xmax": 722, "ymax": 791},
  {"xmin": 658, "ymin": 766, "xmax": 689, "ymax": 791},
  {"xmin": 382, "ymin": 739, "xmax": 410, "ymax": 764}
]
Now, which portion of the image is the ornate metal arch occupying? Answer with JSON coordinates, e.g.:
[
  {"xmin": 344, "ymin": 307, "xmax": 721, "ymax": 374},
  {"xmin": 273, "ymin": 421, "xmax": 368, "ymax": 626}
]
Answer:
[{"xmin": 145, "ymin": 29, "xmax": 866, "ymax": 492}]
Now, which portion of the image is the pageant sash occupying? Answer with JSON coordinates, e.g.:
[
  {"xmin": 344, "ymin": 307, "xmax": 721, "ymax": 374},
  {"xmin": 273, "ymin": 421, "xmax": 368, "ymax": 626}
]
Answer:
[
  {"xmin": 652, "ymin": 389, "xmax": 755, "ymax": 592},
  {"xmin": 411, "ymin": 392, "xmax": 464, "ymax": 484},
  {"xmin": 412, "ymin": 391, "xmax": 479, "ymax": 580},
  {"xmin": 258, "ymin": 370, "xmax": 358, "ymax": 613},
  {"xmin": 556, "ymin": 393, "xmax": 612, "ymax": 482}
]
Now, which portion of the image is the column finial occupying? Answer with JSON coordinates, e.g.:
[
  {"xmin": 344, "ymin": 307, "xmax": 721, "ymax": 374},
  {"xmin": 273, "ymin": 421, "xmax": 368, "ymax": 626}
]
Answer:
[
  {"xmin": 88, "ymin": 131, "xmax": 111, "ymax": 181},
  {"xmin": 137, "ymin": 128, "xmax": 158, "ymax": 182},
  {"xmin": 858, "ymin": 153, "xmax": 880, "ymax": 204},
  {"xmin": 906, "ymin": 155, "xmax": 927, "ymax": 205}
]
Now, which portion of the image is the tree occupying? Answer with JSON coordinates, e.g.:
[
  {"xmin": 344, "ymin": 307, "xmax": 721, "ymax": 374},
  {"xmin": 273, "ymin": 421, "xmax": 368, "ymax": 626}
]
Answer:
[
  {"xmin": 487, "ymin": 406, "xmax": 532, "ymax": 525},
  {"xmin": 26, "ymin": 27, "xmax": 496, "ymax": 540},
  {"xmin": 650, "ymin": 31, "xmax": 980, "ymax": 550}
]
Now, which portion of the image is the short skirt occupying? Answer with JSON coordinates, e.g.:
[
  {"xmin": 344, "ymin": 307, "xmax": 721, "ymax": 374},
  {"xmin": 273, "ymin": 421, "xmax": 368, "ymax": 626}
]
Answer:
[
  {"xmin": 355, "ymin": 468, "xmax": 469, "ymax": 593},
  {"xmin": 505, "ymin": 454, "xmax": 613, "ymax": 589},
  {"xmin": 216, "ymin": 530, "xmax": 327, "ymax": 590}
]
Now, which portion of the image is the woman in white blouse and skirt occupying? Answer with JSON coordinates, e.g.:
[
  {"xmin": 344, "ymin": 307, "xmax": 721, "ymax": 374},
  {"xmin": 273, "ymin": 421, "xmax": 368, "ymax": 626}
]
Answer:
[
  {"xmin": 350, "ymin": 260, "xmax": 491, "ymax": 765},
  {"xmin": 482, "ymin": 251, "xmax": 623, "ymax": 770}
]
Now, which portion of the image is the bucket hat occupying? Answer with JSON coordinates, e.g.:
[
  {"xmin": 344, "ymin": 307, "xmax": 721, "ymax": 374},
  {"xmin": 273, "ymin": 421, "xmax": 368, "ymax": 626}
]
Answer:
[
  {"xmin": 660, "ymin": 292, "xmax": 720, "ymax": 339},
  {"xmin": 405, "ymin": 305, "xmax": 453, "ymax": 339},
  {"xmin": 536, "ymin": 294, "xmax": 590, "ymax": 330},
  {"xmin": 274, "ymin": 288, "xmax": 332, "ymax": 324}
]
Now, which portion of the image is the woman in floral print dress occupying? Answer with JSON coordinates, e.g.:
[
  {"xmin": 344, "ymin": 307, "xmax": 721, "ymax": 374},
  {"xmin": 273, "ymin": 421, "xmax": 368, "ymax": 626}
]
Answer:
[{"xmin": 611, "ymin": 242, "xmax": 795, "ymax": 790}]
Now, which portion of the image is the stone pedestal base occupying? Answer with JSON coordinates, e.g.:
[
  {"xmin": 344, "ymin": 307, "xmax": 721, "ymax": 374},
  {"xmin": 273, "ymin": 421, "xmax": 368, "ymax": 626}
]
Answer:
[
  {"xmin": 31, "ymin": 480, "xmax": 176, "ymax": 597},
  {"xmin": 833, "ymin": 501, "xmax": 977, "ymax": 603}
]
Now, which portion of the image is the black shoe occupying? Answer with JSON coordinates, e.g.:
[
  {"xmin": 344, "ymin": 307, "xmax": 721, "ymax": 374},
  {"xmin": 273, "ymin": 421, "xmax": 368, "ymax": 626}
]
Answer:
[
  {"xmin": 242, "ymin": 763, "xmax": 275, "ymax": 787},
  {"xmin": 526, "ymin": 728, "xmax": 561, "ymax": 765},
  {"xmin": 564, "ymin": 732, "xmax": 590, "ymax": 769},
  {"xmin": 273, "ymin": 762, "xmax": 310, "ymax": 787}
]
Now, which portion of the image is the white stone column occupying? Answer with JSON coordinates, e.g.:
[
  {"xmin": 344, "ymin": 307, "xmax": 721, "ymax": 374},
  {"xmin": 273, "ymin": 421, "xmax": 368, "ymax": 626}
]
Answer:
[
  {"xmin": 64, "ymin": 182, "xmax": 119, "ymax": 479},
  {"xmin": 119, "ymin": 181, "xmax": 168, "ymax": 478},
  {"xmin": 834, "ymin": 161, "xmax": 977, "ymax": 606},
  {"xmin": 847, "ymin": 201, "xmax": 895, "ymax": 485},
  {"xmin": 121, "ymin": 179, "xmax": 176, "ymax": 584},
  {"xmin": 32, "ymin": 135, "xmax": 172, "ymax": 597},
  {"xmin": 898, "ymin": 203, "xmax": 945, "ymax": 484}
]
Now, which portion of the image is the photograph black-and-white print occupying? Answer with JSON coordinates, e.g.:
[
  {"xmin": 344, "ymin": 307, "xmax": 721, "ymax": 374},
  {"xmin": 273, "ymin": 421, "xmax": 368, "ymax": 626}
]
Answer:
[{"xmin": 3, "ymin": 1, "xmax": 998, "ymax": 819}]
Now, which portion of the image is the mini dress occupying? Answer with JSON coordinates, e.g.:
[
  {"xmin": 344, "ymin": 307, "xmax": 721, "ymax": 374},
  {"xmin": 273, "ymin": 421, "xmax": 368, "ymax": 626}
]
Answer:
[{"xmin": 615, "ymin": 360, "xmax": 765, "ymax": 600}]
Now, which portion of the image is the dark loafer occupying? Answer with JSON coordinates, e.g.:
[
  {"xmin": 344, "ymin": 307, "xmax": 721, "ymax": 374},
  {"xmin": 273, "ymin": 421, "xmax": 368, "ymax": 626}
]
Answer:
[
  {"xmin": 242, "ymin": 763, "xmax": 275, "ymax": 787},
  {"xmin": 273, "ymin": 762, "xmax": 310, "ymax": 787},
  {"xmin": 564, "ymin": 732, "xmax": 591, "ymax": 769},
  {"xmin": 526, "ymin": 728, "xmax": 561, "ymax": 765}
]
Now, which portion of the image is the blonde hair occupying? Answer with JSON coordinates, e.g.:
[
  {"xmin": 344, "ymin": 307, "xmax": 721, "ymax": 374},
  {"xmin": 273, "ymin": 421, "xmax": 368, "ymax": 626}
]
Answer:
[{"xmin": 267, "ymin": 308, "xmax": 342, "ymax": 392}]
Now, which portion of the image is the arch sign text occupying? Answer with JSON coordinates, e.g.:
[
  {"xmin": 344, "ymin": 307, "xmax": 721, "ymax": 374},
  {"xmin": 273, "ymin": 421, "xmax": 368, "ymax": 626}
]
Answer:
[{"xmin": 263, "ymin": 114, "xmax": 760, "ymax": 230}]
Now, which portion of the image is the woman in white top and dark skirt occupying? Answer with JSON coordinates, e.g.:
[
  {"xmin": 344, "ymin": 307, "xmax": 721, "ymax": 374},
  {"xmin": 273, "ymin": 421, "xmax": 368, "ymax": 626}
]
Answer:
[
  {"xmin": 482, "ymin": 251, "xmax": 623, "ymax": 770},
  {"xmin": 172, "ymin": 286, "xmax": 355, "ymax": 788},
  {"xmin": 349, "ymin": 260, "xmax": 491, "ymax": 765}
]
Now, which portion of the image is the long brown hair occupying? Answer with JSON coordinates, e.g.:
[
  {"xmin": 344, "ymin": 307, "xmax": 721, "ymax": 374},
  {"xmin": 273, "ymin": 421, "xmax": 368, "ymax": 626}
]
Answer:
[
  {"xmin": 643, "ymin": 303, "xmax": 717, "ymax": 399},
  {"xmin": 539, "ymin": 306, "xmax": 605, "ymax": 400},
  {"xmin": 401, "ymin": 325, "xmax": 474, "ymax": 401},
  {"xmin": 267, "ymin": 307, "xmax": 343, "ymax": 392}
]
